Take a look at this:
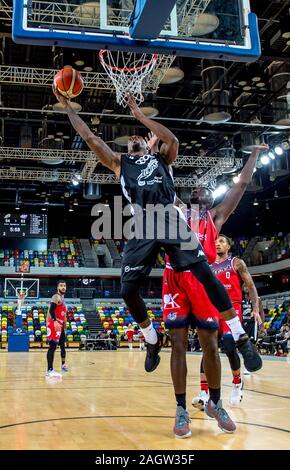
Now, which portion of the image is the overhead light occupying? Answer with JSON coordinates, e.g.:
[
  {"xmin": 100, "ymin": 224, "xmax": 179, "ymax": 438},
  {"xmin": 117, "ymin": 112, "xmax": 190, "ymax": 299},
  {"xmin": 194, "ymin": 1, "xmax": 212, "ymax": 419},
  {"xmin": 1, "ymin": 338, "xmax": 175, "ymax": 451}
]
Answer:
[
  {"xmin": 139, "ymin": 106, "xmax": 159, "ymax": 118},
  {"xmin": 243, "ymin": 86, "xmax": 252, "ymax": 91},
  {"xmin": 75, "ymin": 59, "xmax": 85, "ymax": 66},
  {"xmin": 160, "ymin": 67, "xmax": 184, "ymax": 85},
  {"xmin": 73, "ymin": 198, "xmax": 78, "ymax": 206},
  {"xmin": 268, "ymin": 151, "xmax": 275, "ymax": 160},
  {"xmin": 253, "ymin": 198, "xmax": 259, "ymax": 206},
  {"xmin": 238, "ymin": 80, "xmax": 247, "ymax": 86},
  {"xmin": 15, "ymin": 205, "xmax": 20, "ymax": 210},
  {"xmin": 190, "ymin": 140, "xmax": 197, "ymax": 144},
  {"xmin": 256, "ymin": 82, "xmax": 266, "ymax": 88},
  {"xmin": 260, "ymin": 154, "xmax": 270, "ymax": 165},
  {"xmin": 91, "ymin": 116, "xmax": 100, "ymax": 125},
  {"xmin": 274, "ymin": 146, "xmax": 283, "ymax": 156},
  {"xmin": 69, "ymin": 204, "xmax": 74, "ymax": 212},
  {"xmin": 265, "ymin": 202, "xmax": 270, "ymax": 210},
  {"xmin": 181, "ymin": 142, "xmax": 187, "ymax": 146},
  {"xmin": 56, "ymin": 132, "xmax": 64, "ymax": 136},
  {"xmin": 256, "ymin": 222, "xmax": 260, "ymax": 226},
  {"xmin": 233, "ymin": 175, "xmax": 240, "ymax": 184},
  {"xmin": 41, "ymin": 207, "xmax": 47, "ymax": 211},
  {"xmin": 213, "ymin": 184, "xmax": 228, "ymax": 199},
  {"xmin": 274, "ymin": 190, "xmax": 279, "ymax": 198},
  {"xmin": 44, "ymin": 197, "xmax": 49, "ymax": 206},
  {"xmin": 63, "ymin": 135, "xmax": 70, "ymax": 140},
  {"xmin": 84, "ymin": 66, "xmax": 93, "ymax": 72},
  {"xmin": 201, "ymin": 136, "xmax": 207, "ymax": 140},
  {"xmin": 114, "ymin": 135, "xmax": 129, "ymax": 146},
  {"xmin": 188, "ymin": 13, "xmax": 219, "ymax": 35},
  {"xmin": 72, "ymin": 174, "xmax": 81, "ymax": 186},
  {"xmin": 53, "ymin": 102, "xmax": 82, "ymax": 112}
]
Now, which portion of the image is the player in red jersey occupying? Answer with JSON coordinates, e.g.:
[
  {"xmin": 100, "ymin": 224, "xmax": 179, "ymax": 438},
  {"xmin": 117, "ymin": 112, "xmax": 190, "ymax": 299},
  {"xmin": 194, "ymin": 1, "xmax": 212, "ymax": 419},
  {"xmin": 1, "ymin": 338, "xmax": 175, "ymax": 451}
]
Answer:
[
  {"xmin": 192, "ymin": 235, "xmax": 261, "ymax": 409},
  {"xmin": 162, "ymin": 143, "xmax": 267, "ymax": 437},
  {"xmin": 46, "ymin": 280, "xmax": 68, "ymax": 378}
]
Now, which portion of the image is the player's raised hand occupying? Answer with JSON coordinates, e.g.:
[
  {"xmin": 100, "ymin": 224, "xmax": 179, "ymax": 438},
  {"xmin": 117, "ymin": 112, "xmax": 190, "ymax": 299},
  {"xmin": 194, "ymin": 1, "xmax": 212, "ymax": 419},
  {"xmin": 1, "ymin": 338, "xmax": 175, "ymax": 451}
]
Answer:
[
  {"xmin": 52, "ymin": 84, "xmax": 70, "ymax": 107},
  {"xmin": 252, "ymin": 144, "xmax": 269, "ymax": 152},
  {"xmin": 145, "ymin": 132, "xmax": 160, "ymax": 153},
  {"xmin": 126, "ymin": 94, "xmax": 143, "ymax": 119}
]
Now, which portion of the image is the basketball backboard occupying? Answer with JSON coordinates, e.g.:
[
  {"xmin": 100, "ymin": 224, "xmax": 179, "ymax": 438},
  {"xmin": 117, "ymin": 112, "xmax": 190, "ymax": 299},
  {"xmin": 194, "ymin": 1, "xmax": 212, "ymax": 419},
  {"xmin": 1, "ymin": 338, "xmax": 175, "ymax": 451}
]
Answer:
[{"xmin": 13, "ymin": 0, "xmax": 260, "ymax": 62}]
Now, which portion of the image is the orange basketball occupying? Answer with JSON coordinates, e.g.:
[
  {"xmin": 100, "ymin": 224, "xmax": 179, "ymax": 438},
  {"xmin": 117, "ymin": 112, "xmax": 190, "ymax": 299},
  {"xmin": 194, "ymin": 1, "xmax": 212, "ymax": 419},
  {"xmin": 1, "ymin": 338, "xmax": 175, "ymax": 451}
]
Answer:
[{"xmin": 53, "ymin": 66, "xmax": 84, "ymax": 99}]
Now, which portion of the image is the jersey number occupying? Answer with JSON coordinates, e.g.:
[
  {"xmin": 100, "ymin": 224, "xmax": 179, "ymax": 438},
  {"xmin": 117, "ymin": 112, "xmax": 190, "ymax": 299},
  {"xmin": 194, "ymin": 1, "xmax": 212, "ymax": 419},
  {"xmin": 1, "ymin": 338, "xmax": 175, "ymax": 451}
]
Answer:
[{"xmin": 226, "ymin": 272, "xmax": 231, "ymax": 279}]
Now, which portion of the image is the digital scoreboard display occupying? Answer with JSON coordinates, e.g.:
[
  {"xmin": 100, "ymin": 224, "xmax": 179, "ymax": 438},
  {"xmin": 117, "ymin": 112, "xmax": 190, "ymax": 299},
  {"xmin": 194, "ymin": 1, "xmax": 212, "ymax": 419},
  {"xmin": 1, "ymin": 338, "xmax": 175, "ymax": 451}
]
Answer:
[{"xmin": 0, "ymin": 213, "xmax": 48, "ymax": 238}]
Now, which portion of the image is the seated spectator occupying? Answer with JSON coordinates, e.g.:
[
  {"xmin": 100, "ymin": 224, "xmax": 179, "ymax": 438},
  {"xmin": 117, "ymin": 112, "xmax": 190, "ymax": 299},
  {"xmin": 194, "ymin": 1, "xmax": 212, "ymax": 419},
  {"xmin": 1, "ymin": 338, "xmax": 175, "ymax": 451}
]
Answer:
[{"xmin": 275, "ymin": 324, "xmax": 290, "ymax": 356}]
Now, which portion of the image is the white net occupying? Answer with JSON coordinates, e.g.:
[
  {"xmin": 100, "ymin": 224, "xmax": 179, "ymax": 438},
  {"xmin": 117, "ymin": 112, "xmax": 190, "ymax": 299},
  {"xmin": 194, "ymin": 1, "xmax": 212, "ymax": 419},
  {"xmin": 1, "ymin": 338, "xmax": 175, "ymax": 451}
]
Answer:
[{"xmin": 99, "ymin": 50, "xmax": 158, "ymax": 107}]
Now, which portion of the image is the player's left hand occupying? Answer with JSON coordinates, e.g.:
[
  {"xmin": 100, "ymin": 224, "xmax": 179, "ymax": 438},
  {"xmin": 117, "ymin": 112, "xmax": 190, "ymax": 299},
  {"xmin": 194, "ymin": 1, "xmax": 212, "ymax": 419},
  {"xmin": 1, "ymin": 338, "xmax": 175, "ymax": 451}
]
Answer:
[
  {"xmin": 252, "ymin": 144, "xmax": 269, "ymax": 152},
  {"xmin": 126, "ymin": 94, "xmax": 143, "ymax": 118},
  {"xmin": 52, "ymin": 84, "xmax": 70, "ymax": 107}
]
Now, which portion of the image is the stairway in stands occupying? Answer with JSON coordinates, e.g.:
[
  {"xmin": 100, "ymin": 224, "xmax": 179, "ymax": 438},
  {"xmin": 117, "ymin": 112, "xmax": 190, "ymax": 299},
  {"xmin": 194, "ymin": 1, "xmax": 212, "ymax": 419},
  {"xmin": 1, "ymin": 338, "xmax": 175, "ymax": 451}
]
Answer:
[{"xmin": 82, "ymin": 298, "xmax": 104, "ymax": 334}]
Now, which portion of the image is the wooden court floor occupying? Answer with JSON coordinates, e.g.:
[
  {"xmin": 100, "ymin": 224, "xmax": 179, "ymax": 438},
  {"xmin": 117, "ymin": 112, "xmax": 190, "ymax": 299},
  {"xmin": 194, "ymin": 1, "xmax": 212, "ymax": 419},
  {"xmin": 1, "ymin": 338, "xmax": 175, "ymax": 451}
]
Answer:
[{"xmin": 0, "ymin": 349, "xmax": 289, "ymax": 450}]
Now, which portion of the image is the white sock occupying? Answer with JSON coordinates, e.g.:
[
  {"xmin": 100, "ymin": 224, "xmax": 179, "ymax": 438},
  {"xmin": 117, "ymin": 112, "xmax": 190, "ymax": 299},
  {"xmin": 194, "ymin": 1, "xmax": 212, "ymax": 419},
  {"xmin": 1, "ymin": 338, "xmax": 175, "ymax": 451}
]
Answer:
[
  {"xmin": 141, "ymin": 323, "xmax": 157, "ymax": 345},
  {"xmin": 225, "ymin": 316, "xmax": 245, "ymax": 342}
]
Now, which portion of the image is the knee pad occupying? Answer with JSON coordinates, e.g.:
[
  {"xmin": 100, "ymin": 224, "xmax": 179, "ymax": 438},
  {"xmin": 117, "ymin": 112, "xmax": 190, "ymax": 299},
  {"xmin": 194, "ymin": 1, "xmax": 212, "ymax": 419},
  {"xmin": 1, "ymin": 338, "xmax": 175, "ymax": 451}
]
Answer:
[
  {"xmin": 223, "ymin": 335, "xmax": 240, "ymax": 371},
  {"xmin": 222, "ymin": 334, "xmax": 236, "ymax": 353}
]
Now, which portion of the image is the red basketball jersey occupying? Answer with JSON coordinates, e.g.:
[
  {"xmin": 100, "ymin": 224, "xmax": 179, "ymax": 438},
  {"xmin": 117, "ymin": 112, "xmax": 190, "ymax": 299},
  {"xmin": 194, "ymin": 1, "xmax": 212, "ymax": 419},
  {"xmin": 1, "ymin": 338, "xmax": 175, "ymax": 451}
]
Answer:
[
  {"xmin": 210, "ymin": 256, "xmax": 242, "ymax": 303},
  {"xmin": 187, "ymin": 209, "xmax": 218, "ymax": 264},
  {"xmin": 165, "ymin": 208, "xmax": 218, "ymax": 265},
  {"xmin": 54, "ymin": 298, "xmax": 67, "ymax": 325}
]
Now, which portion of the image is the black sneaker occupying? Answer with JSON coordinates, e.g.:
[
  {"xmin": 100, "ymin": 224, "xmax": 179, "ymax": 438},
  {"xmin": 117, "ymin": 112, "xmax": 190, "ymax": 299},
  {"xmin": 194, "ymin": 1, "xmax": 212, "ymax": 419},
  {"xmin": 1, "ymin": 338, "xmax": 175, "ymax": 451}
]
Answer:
[
  {"xmin": 144, "ymin": 330, "xmax": 163, "ymax": 372},
  {"xmin": 236, "ymin": 334, "xmax": 262, "ymax": 372}
]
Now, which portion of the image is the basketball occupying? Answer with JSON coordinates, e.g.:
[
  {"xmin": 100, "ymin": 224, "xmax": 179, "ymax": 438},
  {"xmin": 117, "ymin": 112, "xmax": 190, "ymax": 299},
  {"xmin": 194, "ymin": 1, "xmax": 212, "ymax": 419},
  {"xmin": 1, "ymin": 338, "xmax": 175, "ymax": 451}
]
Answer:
[{"xmin": 53, "ymin": 66, "xmax": 84, "ymax": 99}]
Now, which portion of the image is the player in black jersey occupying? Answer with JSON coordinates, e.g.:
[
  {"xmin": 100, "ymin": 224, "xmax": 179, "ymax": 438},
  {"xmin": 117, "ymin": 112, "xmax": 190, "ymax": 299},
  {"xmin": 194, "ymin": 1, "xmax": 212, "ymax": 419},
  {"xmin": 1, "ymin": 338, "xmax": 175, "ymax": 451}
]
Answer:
[{"xmin": 54, "ymin": 88, "xmax": 261, "ymax": 376}]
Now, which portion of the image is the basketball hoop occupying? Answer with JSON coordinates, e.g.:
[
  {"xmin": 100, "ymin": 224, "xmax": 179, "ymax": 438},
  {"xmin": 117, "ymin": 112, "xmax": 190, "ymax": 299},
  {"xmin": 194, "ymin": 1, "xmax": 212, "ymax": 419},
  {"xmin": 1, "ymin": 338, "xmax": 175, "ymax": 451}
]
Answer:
[
  {"xmin": 16, "ymin": 288, "xmax": 28, "ymax": 301},
  {"xmin": 99, "ymin": 50, "xmax": 158, "ymax": 107}
]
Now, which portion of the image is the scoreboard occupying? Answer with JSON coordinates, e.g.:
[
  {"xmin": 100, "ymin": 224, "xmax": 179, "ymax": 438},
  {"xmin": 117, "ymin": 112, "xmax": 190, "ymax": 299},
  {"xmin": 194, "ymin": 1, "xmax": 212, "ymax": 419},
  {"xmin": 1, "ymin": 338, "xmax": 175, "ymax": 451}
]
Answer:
[{"xmin": 0, "ymin": 213, "xmax": 48, "ymax": 238}]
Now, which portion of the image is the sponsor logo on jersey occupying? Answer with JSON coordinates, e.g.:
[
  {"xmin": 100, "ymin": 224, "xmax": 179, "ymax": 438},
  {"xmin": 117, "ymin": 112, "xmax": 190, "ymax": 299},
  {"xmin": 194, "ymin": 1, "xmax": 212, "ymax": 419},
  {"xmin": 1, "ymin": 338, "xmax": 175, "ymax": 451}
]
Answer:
[
  {"xmin": 124, "ymin": 265, "xmax": 144, "ymax": 273},
  {"xmin": 197, "ymin": 250, "xmax": 205, "ymax": 257}
]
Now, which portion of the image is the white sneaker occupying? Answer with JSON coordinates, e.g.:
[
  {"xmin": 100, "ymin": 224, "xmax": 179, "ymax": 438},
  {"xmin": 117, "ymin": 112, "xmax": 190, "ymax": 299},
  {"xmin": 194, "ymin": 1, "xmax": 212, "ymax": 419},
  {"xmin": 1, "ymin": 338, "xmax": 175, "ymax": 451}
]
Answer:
[
  {"xmin": 192, "ymin": 390, "xmax": 209, "ymax": 411},
  {"xmin": 244, "ymin": 367, "xmax": 251, "ymax": 376},
  {"xmin": 46, "ymin": 369, "xmax": 62, "ymax": 378},
  {"xmin": 229, "ymin": 381, "xmax": 243, "ymax": 406}
]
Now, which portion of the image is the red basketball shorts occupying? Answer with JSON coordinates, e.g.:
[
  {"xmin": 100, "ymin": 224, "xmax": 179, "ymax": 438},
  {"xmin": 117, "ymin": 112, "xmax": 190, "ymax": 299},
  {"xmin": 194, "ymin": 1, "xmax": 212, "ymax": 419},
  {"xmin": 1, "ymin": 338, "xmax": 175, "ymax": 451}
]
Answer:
[
  {"xmin": 46, "ymin": 319, "xmax": 64, "ymax": 343},
  {"xmin": 162, "ymin": 267, "xmax": 219, "ymax": 330}
]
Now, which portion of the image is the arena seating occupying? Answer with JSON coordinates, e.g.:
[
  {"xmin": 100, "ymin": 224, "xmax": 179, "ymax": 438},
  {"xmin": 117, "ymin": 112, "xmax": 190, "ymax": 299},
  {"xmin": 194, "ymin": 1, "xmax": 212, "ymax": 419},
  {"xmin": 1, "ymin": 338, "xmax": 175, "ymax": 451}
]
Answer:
[
  {"xmin": 263, "ymin": 299, "xmax": 290, "ymax": 330},
  {"xmin": 0, "ymin": 303, "xmax": 89, "ymax": 344},
  {"xmin": 0, "ymin": 237, "xmax": 84, "ymax": 268},
  {"xmin": 230, "ymin": 237, "xmax": 249, "ymax": 258},
  {"xmin": 97, "ymin": 303, "xmax": 165, "ymax": 340}
]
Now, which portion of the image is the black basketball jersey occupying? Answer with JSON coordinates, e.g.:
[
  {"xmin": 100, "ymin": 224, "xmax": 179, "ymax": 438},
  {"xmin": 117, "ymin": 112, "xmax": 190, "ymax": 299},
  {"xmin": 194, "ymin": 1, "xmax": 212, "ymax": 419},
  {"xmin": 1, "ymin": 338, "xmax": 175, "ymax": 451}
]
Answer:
[
  {"xmin": 120, "ymin": 152, "xmax": 176, "ymax": 209},
  {"xmin": 242, "ymin": 295, "xmax": 252, "ymax": 321}
]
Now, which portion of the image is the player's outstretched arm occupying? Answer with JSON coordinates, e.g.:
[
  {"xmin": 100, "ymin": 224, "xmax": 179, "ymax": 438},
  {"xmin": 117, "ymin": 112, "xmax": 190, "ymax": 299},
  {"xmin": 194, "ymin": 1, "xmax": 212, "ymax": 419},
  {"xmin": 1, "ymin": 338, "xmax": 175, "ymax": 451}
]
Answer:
[
  {"xmin": 234, "ymin": 258, "xmax": 261, "ymax": 324},
  {"xmin": 211, "ymin": 144, "xmax": 269, "ymax": 232},
  {"xmin": 53, "ymin": 87, "xmax": 121, "ymax": 177},
  {"xmin": 127, "ymin": 95, "xmax": 179, "ymax": 165}
]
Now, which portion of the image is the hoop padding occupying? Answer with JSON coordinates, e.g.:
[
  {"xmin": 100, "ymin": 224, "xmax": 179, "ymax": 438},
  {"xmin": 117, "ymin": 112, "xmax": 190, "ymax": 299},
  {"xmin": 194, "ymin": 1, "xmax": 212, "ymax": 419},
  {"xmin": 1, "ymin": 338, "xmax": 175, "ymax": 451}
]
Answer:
[{"xmin": 99, "ymin": 50, "xmax": 158, "ymax": 107}]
